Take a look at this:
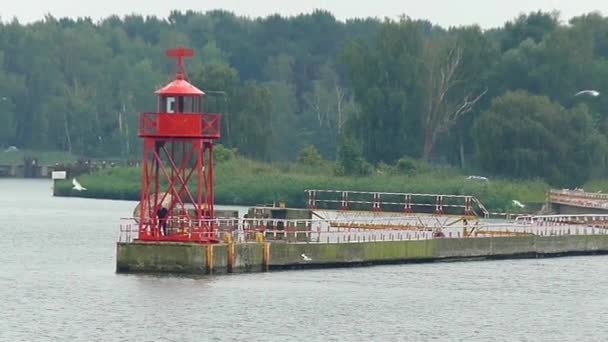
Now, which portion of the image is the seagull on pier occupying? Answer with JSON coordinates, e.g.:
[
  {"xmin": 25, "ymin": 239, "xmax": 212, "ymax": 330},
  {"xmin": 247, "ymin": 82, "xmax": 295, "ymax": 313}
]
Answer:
[
  {"xmin": 72, "ymin": 178, "xmax": 87, "ymax": 191},
  {"xmin": 512, "ymin": 200, "xmax": 525, "ymax": 209},
  {"xmin": 301, "ymin": 254, "xmax": 312, "ymax": 262},
  {"xmin": 575, "ymin": 90, "xmax": 600, "ymax": 97}
]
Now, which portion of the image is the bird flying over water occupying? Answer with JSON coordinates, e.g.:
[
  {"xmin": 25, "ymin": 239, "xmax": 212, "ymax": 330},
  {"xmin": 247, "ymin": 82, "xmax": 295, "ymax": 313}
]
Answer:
[
  {"xmin": 575, "ymin": 90, "xmax": 600, "ymax": 97},
  {"xmin": 512, "ymin": 200, "xmax": 525, "ymax": 208},
  {"xmin": 72, "ymin": 178, "xmax": 87, "ymax": 191},
  {"xmin": 466, "ymin": 175, "xmax": 489, "ymax": 182},
  {"xmin": 301, "ymin": 253, "xmax": 312, "ymax": 262}
]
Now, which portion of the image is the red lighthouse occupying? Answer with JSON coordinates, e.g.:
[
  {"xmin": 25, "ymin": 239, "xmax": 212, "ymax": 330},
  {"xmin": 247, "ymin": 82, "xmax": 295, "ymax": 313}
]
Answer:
[{"xmin": 137, "ymin": 47, "xmax": 220, "ymax": 243}]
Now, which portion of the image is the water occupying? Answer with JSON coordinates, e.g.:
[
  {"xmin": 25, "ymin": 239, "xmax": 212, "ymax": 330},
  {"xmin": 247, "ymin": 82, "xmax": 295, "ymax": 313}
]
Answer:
[{"xmin": 2, "ymin": 179, "xmax": 608, "ymax": 341}]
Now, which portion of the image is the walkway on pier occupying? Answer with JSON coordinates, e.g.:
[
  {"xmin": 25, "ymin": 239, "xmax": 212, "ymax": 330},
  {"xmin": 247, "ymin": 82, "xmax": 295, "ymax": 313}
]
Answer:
[
  {"xmin": 119, "ymin": 210, "xmax": 608, "ymax": 244},
  {"xmin": 549, "ymin": 189, "xmax": 608, "ymax": 214}
]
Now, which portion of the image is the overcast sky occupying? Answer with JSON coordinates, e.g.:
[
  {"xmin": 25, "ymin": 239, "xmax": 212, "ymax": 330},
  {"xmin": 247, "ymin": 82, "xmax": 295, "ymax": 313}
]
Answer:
[{"xmin": 1, "ymin": 0, "xmax": 607, "ymax": 28}]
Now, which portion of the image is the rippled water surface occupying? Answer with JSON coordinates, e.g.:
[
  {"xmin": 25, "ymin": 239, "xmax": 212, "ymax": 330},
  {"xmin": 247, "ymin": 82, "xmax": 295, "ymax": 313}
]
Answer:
[{"xmin": 2, "ymin": 179, "xmax": 608, "ymax": 341}]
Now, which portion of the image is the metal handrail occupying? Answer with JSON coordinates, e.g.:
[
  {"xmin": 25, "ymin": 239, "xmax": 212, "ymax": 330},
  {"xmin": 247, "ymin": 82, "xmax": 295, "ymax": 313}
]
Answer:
[
  {"xmin": 119, "ymin": 213, "xmax": 608, "ymax": 243},
  {"xmin": 305, "ymin": 189, "xmax": 490, "ymax": 218},
  {"xmin": 549, "ymin": 189, "xmax": 608, "ymax": 200},
  {"xmin": 138, "ymin": 112, "xmax": 221, "ymax": 138}
]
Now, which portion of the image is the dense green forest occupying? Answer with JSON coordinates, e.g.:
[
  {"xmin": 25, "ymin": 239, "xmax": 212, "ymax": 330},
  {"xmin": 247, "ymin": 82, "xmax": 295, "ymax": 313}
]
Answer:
[{"xmin": 2, "ymin": 10, "xmax": 608, "ymax": 187}]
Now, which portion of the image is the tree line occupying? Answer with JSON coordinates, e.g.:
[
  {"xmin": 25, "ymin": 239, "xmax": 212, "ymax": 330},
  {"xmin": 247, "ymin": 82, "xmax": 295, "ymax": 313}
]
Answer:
[{"xmin": 1, "ymin": 10, "xmax": 608, "ymax": 186}]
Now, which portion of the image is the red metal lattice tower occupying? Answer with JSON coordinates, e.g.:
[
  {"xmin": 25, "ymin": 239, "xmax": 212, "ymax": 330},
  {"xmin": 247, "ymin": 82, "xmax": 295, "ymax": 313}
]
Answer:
[{"xmin": 137, "ymin": 47, "xmax": 221, "ymax": 243}]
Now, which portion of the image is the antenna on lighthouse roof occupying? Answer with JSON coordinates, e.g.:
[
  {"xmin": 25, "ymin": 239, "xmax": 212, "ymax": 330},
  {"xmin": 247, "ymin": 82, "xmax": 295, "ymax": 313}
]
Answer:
[{"xmin": 166, "ymin": 47, "xmax": 194, "ymax": 80}]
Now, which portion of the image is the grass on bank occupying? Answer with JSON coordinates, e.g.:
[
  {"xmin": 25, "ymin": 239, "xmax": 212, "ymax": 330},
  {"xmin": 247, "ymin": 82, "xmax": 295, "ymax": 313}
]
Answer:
[{"xmin": 54, "ymin": 157, "xmax": 549, "ymax": 213}]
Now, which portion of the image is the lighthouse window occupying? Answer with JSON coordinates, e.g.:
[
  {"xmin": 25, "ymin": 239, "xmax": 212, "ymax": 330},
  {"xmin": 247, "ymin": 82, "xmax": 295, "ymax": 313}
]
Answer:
[
  {"xmin": 177, "ymin": 96, "xmax": 185, "ymax": 113},
  {"xmin": 166, "ymin": 97, "xmax": 175, "ymax": 113},
  {"xmin": 178, "ymin": 96, "xmax": 197, "ymax": 113},
  {"xmin": 182, "ymin": 97, "xmax": 194, "ymax": 113},
  {"xmin": 184, "ymin": 96, "xmax": 196, "ymax": 113}
]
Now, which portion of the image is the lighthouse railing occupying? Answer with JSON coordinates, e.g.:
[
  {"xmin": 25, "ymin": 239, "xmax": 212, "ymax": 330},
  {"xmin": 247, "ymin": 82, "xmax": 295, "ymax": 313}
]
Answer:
[{"xmin": 138, "ymin": 112, "xmax": 221, "ymax": 139}]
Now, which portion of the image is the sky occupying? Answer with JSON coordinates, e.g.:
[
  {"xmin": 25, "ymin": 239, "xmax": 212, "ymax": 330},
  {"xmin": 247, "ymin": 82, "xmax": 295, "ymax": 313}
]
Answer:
[{"xmin": 1, "ymin": 0, "xmax": 607, "ymax": 28}]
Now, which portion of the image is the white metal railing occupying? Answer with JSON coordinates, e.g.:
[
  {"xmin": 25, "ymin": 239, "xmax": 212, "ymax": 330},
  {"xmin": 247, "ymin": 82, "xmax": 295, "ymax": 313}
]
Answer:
[
  {"xmin": 515, "ymin": 214, "xmax": 608, "ymax": 223},
  {"xmin": 550, "ymin": 189, "xmax": 608, "ymax": 201},
  {"xmin": 549, "ymin": 190, "xmax": 608, "ymax": 209},
  {"xmin": 118, "ymin": 214, "xmax": 608, "ymax": 243},
  {"xmin": 305, "ymin": 189, "xmax": 490, "ymax": 218}
]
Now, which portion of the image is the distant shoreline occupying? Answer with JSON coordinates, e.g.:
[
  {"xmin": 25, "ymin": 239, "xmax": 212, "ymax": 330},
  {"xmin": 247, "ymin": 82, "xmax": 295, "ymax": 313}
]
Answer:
[{"xmin": 50, "ymin": 160, "xmax": 547, "ymax": 214}]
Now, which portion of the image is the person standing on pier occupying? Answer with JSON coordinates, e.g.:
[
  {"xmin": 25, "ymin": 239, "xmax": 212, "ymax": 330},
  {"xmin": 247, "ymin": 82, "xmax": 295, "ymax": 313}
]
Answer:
[{"xmin": 157, "ymin": 207, "xmax": 169, "ymax": 236}]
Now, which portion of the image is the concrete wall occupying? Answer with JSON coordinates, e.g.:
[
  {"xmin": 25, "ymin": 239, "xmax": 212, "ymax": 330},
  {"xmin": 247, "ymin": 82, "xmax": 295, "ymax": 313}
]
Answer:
[
  {"xmin": 0, "ymin": 164, "xmax": 53, "ymax": 178},
  {"xmin": 234, "ymin": 243, "xmax": 265, "ymax": 273},
  {"xmin": 211, "ymin": 244, "xmax": 228, "ymax": 273},
  {"xmin": 267, "ymin": 240, "xmax": 436, "ymax": 269},
  {"xmin": 116, "ymin": 235, "xmax": 608, "ymax": 275},
  {"xmin": 116, "ymin": 242, "xmax": 207, "ymax": 273}
]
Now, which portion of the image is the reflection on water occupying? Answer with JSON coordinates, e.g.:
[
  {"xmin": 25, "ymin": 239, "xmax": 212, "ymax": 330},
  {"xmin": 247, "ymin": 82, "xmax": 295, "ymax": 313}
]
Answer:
[{"xmin": 1, "ymin": 179, "xmax": 607, "ymax": 341}]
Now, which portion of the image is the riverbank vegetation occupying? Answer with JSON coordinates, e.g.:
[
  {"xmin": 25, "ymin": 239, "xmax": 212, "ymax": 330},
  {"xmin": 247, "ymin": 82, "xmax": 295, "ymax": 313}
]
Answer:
[{"xmin": 54, "ymin": 146, "xmax": 548, "ymax": 213}]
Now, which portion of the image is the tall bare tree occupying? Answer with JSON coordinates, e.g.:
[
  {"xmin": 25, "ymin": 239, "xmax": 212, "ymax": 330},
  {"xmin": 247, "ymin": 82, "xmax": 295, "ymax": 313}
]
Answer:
[{"xmin": 421, "ymin": 39, "xmax": 487, "ymax": 161}]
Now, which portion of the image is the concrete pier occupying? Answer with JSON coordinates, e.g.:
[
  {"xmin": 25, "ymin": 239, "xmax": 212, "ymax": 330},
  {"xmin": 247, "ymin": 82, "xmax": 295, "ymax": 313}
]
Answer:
[{"xmin": 116, "ymin": 235, "xmax": 608, "ymax": 274}]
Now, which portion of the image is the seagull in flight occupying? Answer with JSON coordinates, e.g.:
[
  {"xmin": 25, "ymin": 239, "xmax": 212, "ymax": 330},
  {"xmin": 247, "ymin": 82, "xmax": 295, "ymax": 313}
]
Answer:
[
  {"xmin": 72, "ymin": 178, "xmax": 87, "ymax": 191},
  {"xmin": 466, "ymin": 175, "xmax": 489, "ymax": 182},
  {"xmin": 301, "ymin": 253, "xmax": 312, "ymax": 262},
  {"xmin": 575, "ymin": 90, "xmax": 600, "ymax": 97},
  {"xmin": 512, "ymin": 200, "xmax": 525, "ymax": 209}
]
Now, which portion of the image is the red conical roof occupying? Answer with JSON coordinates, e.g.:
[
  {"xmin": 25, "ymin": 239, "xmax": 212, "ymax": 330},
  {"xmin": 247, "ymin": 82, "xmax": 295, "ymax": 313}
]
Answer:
[{"xmin": 155, "ymin": 74, "xmax": 205, "ymax": 96}]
